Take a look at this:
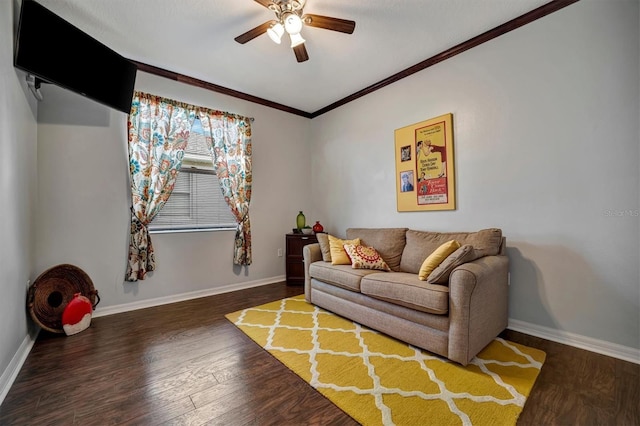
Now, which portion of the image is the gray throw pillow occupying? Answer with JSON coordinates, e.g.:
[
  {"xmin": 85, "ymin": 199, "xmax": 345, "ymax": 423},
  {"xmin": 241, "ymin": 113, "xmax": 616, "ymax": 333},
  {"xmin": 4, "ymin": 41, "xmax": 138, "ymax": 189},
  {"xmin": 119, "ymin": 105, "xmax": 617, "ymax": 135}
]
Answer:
[
  {"xmin": 315, "ymin": 233, "xmax": 332, "ymax": 262},
  {"xmin": 426, "ymin": 244, "xmax": 475, "ymax": 284}
]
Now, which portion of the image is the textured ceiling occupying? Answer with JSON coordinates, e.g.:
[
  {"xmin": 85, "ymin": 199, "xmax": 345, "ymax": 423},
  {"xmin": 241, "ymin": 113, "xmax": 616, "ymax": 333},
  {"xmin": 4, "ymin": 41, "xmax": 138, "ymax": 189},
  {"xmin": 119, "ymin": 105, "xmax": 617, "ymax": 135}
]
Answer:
[{"xmin": 35, "ymin": 0, "xmax": 555, "ymax": 114}]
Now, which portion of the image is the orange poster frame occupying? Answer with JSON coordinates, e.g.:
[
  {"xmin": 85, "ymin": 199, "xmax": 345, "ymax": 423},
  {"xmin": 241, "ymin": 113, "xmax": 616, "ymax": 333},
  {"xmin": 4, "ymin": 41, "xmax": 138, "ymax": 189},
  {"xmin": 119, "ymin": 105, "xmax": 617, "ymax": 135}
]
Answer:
[{"xmin": 394, "ymin": 113, "xmax": 455, "ymax": 211}]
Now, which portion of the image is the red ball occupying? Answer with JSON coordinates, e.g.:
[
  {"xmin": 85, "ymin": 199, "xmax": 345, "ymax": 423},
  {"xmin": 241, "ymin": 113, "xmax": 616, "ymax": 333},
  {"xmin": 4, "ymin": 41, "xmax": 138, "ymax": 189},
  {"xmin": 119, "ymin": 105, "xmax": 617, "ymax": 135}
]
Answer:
[{"xmin": 62, "ymin": 293, "xmax": 93, "ymax": 336}]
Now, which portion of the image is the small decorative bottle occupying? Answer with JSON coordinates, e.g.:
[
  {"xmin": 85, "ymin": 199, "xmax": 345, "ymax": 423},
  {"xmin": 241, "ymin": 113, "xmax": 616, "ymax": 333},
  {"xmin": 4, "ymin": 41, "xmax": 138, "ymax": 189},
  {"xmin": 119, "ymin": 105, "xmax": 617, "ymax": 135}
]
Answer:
[
  {"xmin": 312, "ymin": 221, "xmax": 324, "ymax": 233},
  {"xmin": 296, "ymin": 211, "xmax": 306, "ymax": 230}
]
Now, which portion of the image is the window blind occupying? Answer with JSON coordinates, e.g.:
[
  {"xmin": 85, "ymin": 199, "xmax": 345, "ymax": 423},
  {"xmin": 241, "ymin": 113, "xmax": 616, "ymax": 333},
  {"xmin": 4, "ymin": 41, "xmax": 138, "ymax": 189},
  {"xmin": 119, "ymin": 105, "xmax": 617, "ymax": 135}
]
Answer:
[{"xmin": 149, "ymin": 120, "xmax": 237, "ymax": 232}]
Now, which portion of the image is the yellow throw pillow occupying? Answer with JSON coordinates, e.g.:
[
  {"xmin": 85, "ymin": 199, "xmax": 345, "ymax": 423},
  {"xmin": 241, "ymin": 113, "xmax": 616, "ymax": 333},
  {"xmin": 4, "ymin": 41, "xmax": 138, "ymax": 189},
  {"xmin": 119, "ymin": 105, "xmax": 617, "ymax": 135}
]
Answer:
[
  {"xmin": 418, "ymin": 240, "xmax": 461, "ymax": 281},
  {"xmin": 328, "ymin": 235, "xmax": 361, "ymax": 265}
]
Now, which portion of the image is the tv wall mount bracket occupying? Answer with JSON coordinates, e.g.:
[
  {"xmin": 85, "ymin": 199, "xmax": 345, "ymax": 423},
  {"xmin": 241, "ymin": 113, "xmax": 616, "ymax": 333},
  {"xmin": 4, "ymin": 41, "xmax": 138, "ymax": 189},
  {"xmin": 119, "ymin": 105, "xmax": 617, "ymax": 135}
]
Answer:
[{"xmin": 26, "ymin": 73, "xmax": 44, "ymax": 101}]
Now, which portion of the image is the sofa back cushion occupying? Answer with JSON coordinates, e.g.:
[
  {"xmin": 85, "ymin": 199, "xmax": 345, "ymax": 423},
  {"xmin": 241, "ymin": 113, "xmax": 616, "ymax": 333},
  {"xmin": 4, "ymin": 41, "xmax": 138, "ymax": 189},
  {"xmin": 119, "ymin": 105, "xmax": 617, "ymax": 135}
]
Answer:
[
  {"xmin": 400, "ymin": 228, "xmax": 503, "ymax": 274},
  {"xmin": 346, "ymin": 228, "xmax": 408, "ymax": 272}
]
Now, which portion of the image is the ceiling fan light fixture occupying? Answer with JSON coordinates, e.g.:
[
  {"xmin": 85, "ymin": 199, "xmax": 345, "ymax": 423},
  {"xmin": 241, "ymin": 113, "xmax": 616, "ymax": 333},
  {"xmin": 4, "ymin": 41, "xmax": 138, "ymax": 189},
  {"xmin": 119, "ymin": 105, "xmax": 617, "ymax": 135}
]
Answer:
[
  {"xmin": 235, "ymin": 0, "xmax": 355, "ymax": 63},
  {"xmin": 283, "ymin": 13, "xmax": 303, "ymax": 35},
  {"xmin": 267, "ymin": 22, "xmax": 284, "ymax": 44},
  {"xmin": 289, "ymin": 32, "xmax": 305, "ymax": 48}
]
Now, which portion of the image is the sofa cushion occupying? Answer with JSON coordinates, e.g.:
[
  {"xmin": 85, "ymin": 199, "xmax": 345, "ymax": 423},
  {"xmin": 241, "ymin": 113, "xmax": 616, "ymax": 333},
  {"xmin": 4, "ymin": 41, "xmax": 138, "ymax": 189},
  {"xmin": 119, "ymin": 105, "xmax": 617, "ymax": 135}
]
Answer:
[
  {"xmin": 315, "ymin": 232, "xmax": 332, "ymax": 262},
  {"xmin": 310, "ymin": 280, "xmax": 450, "ymax": 332},
  {"xmin": 360, "ymin": 273, "xmax": 449, "ymax": 315},
  {"xmin": 400, "ymin": 228, "xmax": 503, "ymax": 274},
  {"xmin": 309, "ymin": 262, "xmax": 378, "ymax": 292},
  {"xmin": 426, "ymin": 244, "xmax": 475, "ymax": 284},
  {"xmin": 328, "ymin": 235, "xmax": 361, "ymax": 265},
  {"xmin": 346, "ymin": 228, "xmax": 408, "ymax": 272},
  {"xmin": 418, "ymin": 240, "xmax": 460, "ymax": 280},
  {"xmin": 344, "ymin": 244, "xmax": 391, "ymax": 271}
]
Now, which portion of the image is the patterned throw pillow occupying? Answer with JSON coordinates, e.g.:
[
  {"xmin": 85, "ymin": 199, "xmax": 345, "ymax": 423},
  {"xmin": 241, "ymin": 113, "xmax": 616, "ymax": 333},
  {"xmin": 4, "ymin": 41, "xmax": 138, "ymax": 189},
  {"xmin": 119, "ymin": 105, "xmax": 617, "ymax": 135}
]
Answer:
[{"xmin": 343, "ymin": 244, "xmax": 391, "ymax": 271}]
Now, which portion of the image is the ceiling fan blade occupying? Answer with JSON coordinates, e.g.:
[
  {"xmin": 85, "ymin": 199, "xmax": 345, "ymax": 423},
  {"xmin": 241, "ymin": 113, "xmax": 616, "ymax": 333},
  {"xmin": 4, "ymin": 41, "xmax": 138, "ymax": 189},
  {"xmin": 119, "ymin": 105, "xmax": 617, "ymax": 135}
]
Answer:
[
  {"xmin": 293, "ymin": 43, "xmax": 309, "ymax": 63},
  {"xmin": 234, "ymin": 20, "xmax": 275, "ymax": 44},
  {"xmin": 254, "ymin": 0, "xmax": 272, "ymax": 8},
  {"xmin": 303, "ymin": 14, "xmax": 355, "ymax": 34}
]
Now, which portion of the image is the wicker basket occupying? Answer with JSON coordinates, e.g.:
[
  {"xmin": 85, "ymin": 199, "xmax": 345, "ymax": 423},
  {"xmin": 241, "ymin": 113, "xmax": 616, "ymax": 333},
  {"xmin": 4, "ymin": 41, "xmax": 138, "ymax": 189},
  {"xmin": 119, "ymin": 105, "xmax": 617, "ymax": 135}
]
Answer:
[{"xmin": 27, "ymin": 264, "xmax": 100, "ymax": 333}]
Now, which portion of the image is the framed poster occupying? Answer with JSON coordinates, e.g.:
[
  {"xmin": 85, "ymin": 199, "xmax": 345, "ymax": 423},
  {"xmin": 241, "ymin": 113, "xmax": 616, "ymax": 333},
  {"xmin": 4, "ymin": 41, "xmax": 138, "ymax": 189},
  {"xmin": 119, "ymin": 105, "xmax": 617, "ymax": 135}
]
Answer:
[{"xmin": 394, "ymin": 113, "xmax": 455, "ymax": 211}]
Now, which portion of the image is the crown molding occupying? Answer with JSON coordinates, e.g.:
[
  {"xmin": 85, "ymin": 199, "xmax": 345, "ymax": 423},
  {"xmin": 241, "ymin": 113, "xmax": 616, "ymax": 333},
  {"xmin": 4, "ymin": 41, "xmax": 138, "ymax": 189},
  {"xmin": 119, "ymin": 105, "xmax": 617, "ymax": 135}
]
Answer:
[{"xmin": 132, "ymin": 0, "xmax": 580, "ymax": 119}]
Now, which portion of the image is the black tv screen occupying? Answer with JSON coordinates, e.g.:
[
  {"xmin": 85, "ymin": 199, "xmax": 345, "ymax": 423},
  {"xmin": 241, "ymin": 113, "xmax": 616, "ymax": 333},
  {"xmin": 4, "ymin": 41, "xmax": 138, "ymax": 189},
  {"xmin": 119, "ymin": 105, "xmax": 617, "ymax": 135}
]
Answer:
[{"xmin": 14, "ymin": 0, "xmax": 137, "ymax": 113}]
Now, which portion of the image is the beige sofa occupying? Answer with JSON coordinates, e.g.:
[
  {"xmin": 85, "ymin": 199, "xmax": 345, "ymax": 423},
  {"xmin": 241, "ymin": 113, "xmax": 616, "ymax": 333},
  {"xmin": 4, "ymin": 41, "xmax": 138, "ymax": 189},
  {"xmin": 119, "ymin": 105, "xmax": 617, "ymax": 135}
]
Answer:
[{"xmin": 303, "ymin": 227, "xmax": 508, "ymax": 366}]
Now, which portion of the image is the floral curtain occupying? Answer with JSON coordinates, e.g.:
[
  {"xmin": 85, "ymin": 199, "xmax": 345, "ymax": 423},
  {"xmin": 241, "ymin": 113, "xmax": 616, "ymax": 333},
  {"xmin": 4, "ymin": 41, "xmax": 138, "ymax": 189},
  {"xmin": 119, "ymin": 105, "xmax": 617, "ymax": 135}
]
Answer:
[
  {"xmin": 126, "ymin": 92, "xmax": 194, "ymax": 281},
  {"xmin": 198, "ymin": 110, "xmax": 253, "ymax": 265}
]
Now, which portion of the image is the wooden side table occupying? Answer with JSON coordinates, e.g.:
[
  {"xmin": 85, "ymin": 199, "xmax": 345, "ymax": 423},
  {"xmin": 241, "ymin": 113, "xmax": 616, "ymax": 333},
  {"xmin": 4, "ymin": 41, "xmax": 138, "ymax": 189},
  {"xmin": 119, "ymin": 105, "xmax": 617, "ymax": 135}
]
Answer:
[{"xmin": 285, "ymin": 233, "xmax": 318, "ymax": 286}]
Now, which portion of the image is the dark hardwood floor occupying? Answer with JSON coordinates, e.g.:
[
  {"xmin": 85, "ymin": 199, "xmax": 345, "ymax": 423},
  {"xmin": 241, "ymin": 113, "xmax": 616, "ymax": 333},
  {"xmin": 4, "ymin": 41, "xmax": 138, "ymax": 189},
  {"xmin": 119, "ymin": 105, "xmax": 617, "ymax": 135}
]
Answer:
[{"xmin": 1, "ymin": 282, "xmax": 637, "ymax": 425}]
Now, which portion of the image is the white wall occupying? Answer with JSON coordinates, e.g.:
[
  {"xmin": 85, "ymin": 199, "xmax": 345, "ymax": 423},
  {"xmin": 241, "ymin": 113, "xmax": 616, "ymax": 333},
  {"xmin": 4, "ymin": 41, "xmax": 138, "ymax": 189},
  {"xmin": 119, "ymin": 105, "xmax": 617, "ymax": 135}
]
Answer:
[
  {"xmin": 0, "ymin": 0, "xmax": 38, "ymax": 400},
  {"xmin": 35, "ymin": 71, "xmax": 313, "ymax": 310},
  {"xmin": 310, "ymin": 0, "xmax": 639, "ymax": 352}
]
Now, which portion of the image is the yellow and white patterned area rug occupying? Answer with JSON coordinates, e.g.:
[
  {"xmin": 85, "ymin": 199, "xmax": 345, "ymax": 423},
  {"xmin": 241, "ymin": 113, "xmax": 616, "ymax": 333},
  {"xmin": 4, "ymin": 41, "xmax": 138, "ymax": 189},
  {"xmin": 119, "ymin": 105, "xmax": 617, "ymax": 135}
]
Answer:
[{"xmin": 225, "ymin": 296, "xmax": 546, "ymax": 426}]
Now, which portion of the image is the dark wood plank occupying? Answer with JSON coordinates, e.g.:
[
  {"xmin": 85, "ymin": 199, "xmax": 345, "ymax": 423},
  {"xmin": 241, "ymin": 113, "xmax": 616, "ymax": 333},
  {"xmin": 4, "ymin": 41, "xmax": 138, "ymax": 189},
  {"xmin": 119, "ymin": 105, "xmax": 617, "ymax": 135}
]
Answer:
[
  {"xmin": 500, "ymin": 329, "xmax": 640, "ymax": 425},
  {"xmin": 0, "ymin": 283, "xmax": 637, "ymax": 425}
]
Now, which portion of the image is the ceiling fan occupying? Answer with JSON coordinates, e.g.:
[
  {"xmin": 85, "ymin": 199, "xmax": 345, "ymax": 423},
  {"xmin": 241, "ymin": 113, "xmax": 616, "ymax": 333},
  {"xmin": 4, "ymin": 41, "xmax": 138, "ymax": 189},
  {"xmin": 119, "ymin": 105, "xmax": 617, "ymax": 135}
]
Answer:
[{"xmin": 234, "ymin": 0, "xmax": 356, "ymax": 63}]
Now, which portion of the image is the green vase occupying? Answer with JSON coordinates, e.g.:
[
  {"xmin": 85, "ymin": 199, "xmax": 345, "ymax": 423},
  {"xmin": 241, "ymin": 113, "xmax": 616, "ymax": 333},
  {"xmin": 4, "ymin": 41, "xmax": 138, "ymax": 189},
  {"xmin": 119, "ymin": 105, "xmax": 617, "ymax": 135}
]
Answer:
[{"xmin": 296, "ymin": 211, "xmax": 306, "ymax": 230}]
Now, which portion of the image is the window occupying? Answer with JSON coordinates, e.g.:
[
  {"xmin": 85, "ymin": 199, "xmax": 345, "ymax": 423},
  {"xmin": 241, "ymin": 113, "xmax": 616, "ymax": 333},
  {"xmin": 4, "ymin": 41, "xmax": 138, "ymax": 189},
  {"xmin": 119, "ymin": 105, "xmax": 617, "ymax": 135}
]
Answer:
[{"xmin": 148, "ymin": 119, "xmax": 236, "ymax": 233}]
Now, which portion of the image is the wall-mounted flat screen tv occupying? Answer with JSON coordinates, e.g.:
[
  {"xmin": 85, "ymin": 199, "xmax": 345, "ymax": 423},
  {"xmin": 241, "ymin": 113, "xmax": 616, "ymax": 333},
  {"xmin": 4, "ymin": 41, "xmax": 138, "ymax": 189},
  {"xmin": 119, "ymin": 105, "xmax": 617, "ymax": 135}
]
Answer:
[{"xmin": 14, "ymin": 0, "xmax": 137, "ymax": 113}]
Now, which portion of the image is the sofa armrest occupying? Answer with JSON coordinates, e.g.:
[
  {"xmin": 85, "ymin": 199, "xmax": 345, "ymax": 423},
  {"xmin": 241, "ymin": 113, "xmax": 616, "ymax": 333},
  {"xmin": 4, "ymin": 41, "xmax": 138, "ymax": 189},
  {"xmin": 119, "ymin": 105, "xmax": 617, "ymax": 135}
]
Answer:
[
  {"xmin": 303, "ymin": 243, "xmax": 322, "ymax": 302},
  {"xmin": 447, "ymin": 255, "xmax": 509, "ymax": 365}
]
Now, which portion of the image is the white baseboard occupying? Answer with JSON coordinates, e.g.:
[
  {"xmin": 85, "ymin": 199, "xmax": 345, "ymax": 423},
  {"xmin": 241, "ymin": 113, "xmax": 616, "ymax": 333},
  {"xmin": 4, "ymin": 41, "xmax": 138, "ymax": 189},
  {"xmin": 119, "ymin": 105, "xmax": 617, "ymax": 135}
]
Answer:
[
  {"xmin": 92, "ymin": 275, "xmax": 287, "ymax": 318},
  {"xmin": 0, "ymin": 333, "xmax": 38, "ymax": 406},
  {"xmin": 508, "ymin": 318, "xmax": 640, "ymax": 365}
]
